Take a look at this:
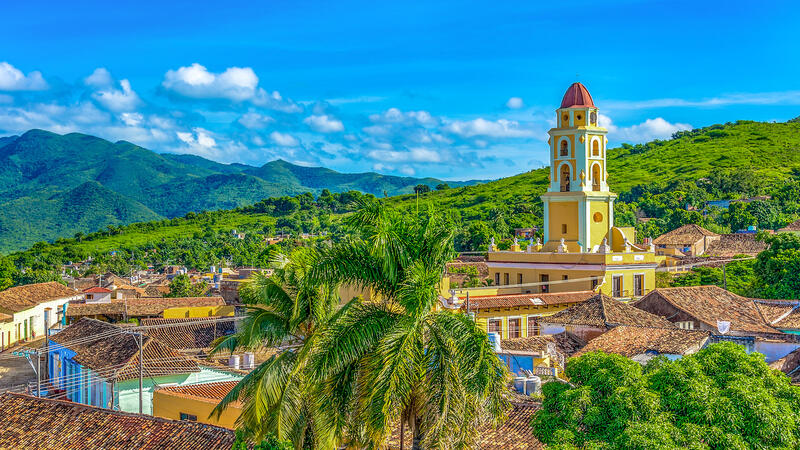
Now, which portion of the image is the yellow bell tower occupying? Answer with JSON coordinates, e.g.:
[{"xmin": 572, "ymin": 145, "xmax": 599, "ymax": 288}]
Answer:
[{"xmin": 541, "ymin": 82, "xmax": 616, "ymax": 253}]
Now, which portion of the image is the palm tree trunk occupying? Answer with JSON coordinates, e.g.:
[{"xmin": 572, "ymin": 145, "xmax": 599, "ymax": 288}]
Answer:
[{"xmin": 412, "ymin": 416, "xmax": 423, "ymax": 450}]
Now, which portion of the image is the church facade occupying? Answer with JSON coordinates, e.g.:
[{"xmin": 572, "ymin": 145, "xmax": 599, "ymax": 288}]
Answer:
[{"xmin": 486, "ymin": 83, "xmax": 660, "ymax": 300}]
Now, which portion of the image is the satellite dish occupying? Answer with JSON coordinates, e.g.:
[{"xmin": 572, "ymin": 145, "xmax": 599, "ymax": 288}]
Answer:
[{"xmin": 717, "ymin": 320, "xmax": 731, "ymax": 335}]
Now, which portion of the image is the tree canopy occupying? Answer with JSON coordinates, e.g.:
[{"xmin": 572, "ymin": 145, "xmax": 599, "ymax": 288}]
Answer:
[{"xmin": 532, "ymin": 343, "xmax": 800, "ymax": 449}]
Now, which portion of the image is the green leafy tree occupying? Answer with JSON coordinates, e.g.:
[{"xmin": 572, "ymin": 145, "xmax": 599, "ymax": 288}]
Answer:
[
  {"xmin": 413, "ymin": 184, "xmax": 431, "ymax": 194},
  {"xmin": 166, "ymin": 273, "xmax": 208, "ymax": 297},
  {"xmin": 533, "ymin": 343, "xmax": 800, "ymax": 449},
  {"xmin": 231, "ymin": 430, "xmax": 293, "ymax": 450},
  {"xmin": 309, "ymin": 200, "xmax": 510, "ymax": 449},
  {"xmin": 213, "ymin": 249, "xmax": 339, "ymax": 447},
  {"xmin": 753, "ymin": 232, "xmax": 800, "ymax": 298}
]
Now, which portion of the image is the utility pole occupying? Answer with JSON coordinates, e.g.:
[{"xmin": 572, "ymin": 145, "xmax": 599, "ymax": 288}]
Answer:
[
  {"xmin": 36, "ymin": 350, "xmax": 41, "ymax": 398},
  {"xmin": 138, "ymin": 332, "xmax": 143, "ymax": 414},
  {"xmin": 722, "ymin": 262, "xmax": 728, "ymax": 291}
]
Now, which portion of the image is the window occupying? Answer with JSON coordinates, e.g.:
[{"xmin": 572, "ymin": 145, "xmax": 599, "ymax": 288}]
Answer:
[
  {"xmin": 508, "ymin": 318, "xmax": 521, "ymax": 339},
  {"xmin": 504, "ymin": 273, "xmax": 509, "ymax": 285},
  {"xmin": 561, "ymin": 224, "xmax": 567, "ymax": 234},
  {"xmin": 676, "ymin": 321, "xmax": 694, "ymax": 330},
  {"xmin": 494, "ymin": 273, "xmax": 500, "ymax": 286},
  {"xmin": 527, "ymin": 317, "xmax": 540, "ymax": 336},
  {"xmin": 560, "ymin": 165, "xmax": 571, "ymax": 191},
  {"xmin": 487, "ymin": 318, "xmax": 502, "ymax": 335},
  {"xmin": 634, "ymin": 274, "xmax": 644, "ymax": 297},
  {"xmin": 560, "ymin": 140, "xmax": 568, "ymax": 156},
  {"xmin": 592, "ymin": 163, "xmax": 601, "ymax": 191},
  {"xmin": 591, "ymin": 277, "xmax": 599, "ymax": 291},
  {"xmin": 180, "ymin": 413, "xmax": 198, "ymax": 421},
  {"xmin": 593, "ymin": 212, "xmax": 603, "ymax": 222},
  {"xmin": 517, "ymin": 273, "xmax": 523, "ymax": 285},
  {"xmin": 562, "ymin": 275, "xmax": 568, "ymax": 281},
  {"xmin": 540, "ymin": 274, "xmax": 550, "ymax": 293},
  {"xmin": 592, "ymin": 139, "xmax": 600, "ymax": 156},
  {"xmin": 612, "ymin": 275, "xmax": 622, "ymax": 298}
]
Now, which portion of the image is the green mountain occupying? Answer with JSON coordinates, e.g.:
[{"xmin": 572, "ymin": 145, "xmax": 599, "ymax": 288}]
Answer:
[{"xmin": 0, "ymin": 129, "xmax": 477, "ymax": 252}]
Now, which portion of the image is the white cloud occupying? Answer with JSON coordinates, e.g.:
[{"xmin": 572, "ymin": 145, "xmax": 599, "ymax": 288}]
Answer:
[
  {"xmin": 0, "ymin": 62, "xmax": 47, "ymax": 91},
  {"xmin": 444, "ymin": 118, "xmax": 534, "ymax": 138},
  {"xmin": 367, "ymin": 147, "xmax": 442, "ymax": 163},
  {"xmin": 177, "ymin": 127, "xmax": 217, "ymax": 150},
  {"xmin": 92, "ymin": 79, "xmax": 142, "ymax": 112},
  {"xmin": 506, "ymin": 97, "xmax": 524, "ymax": 109},
  {"xmin": 270, "ymin": 131, "xmax": 299, "ymax": 147},
  {"xmin": 304, "ymin": 114, "xmax": 344, "ymax": 133},
  {"xmin": 600, "ymin": 114, "xmax": 691, "ymax": 143},
  {"xmin": 84, "ymin": 68, "xmax": 113, "ymax": 88},
  {"xmin": 237, "ymin": 112, "xmax": 274, "ymax": 129},
  {"xmin": 369, "ymin": 108, "xmax": 437, "ymax": 126},
  {"xmin": 162, "ymin": 63, "xmax": 259, "ymax": 102},
  {"xmin": 399, "ymin": 165, "xmax": 415, "ymax": 176}
]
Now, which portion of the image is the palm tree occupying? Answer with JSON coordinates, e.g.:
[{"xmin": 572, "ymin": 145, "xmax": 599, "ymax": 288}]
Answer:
[
  {"xmin": 211, "ymin": 248, "xmax": 339, "ymax": 448},
  {"xmin": 310, "ymin": 200, "xmax": 511, "ymax": 449}
]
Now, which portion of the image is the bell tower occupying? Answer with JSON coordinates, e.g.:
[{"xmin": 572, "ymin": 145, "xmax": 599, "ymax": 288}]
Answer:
[{"xmin": 541, "ymin": 82, "xmax": 616, "ymax": 253}]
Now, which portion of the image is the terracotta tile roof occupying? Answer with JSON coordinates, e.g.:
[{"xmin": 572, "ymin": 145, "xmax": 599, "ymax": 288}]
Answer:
[
  {"xmin": 543, "ymin": 294, "xmax": 674, "ymax": 329},
  {"xmin": 50, "ymin": 318, "xmax": 200, "ymax": 381},
  {"xmin": 388, "ymin": 402, "xmax": 543, "ymax": 449},
  {"xmin": 464, "ymin": 291, "xmax": 595, "ymax": 310},
  {"xmin": 66, "ymin": 296, "xmax": 225, "ymax": 318},
  {"xmin": 141, "ymin": 317, "xmax": 235, "ymax": 350},
  {"xmin": 770, "ymin": 348, "xmax": 800, "ymax": 383},
  {"xmin": 501, "ymin": 331, "xmax": 586, "ymax": 357},
  {"xmin": 0, "ymin": 393, "xmax": 234, "ymax": 449},
  {"xmin": 755, "ymin": 300, "xmax": 800, "ymax": 329},
  {"xmin": 635, "ymin": 286, "xmax": 780, "ymax": 335},
  {"xmin": 573, "ymin": 325, "xmax": 710, "ymax": 358},
  {"xmin": 83, "ymin": 286, "xmax": 112, "ymax": 294},
  {"xmin": 157, "ymin": 380, "xmax": 240, "ymax": 404},
  {"xmin": 704, "ymin": 234, "xmax": 768, "ymax": 257},
  {"xmin": 145, "ymin": 284, "xmax": 171, "ymax": 297},
  {"xmin": 0, "ymin": 312, "xmax": 11, "ymax": 323},
  {"xmin": 0, "ymin": 282, "xmax": 79, "ymax": 314},
  {"xmin": 653, "ymin": 224, "xmax": 719, "ymax": 245},
  {"xmin": 778, "ymin": 219, "xmax": 800, "ymax": 232}
]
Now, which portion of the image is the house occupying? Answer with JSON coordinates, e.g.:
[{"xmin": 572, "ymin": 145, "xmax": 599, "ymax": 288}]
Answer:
[
  {"xmin": 632, "ymin": 286, "xmax": 800, "ymax": 361},
  {"xmin": 48, "ymin": 318, "xmax": 243, "ymax": 415},
  {"xmin": 539, "ymin": 293, "xmax": 674, "ymax": 342},
  {"xmin": 703, "ymin": 233, "xmax": 768, "ymax": 257},
  {"xmin": 652, "ymin": 224, "xmax": 720, "ymax": 257},
  {"xmin": 0, "ymin": 282, "xmax": 81, "ymax": 351},
  {"xmin": 755, "ymin": 299, "xmax": 800, "ymax": 334},
  {"xmin": 141, "ymin": 317, "xmax": 235, "ymax": 351},
  {"xmin": 83, "ymin": 286, "xmax": 112, "ymax": 303},
  {"xmin": 572, "ymin": 325, "xmax": 710, "ymax": 363},
  {"xmin": 153, "ymin": 380, "xmax": 241, "ymax": 428},
  {"xmin": 463, "ymin": 291, "xmax": 595, "ymax": 340},
  {"xmin": 514, "ymin": 227, "xmax": 538, "ymax": 239},
  {"xmin": 496, "ymin": 331, "xmax": 586, "ymax": 376},
  {"xmin": 770, "ymin": 348, "xmax": 800, "ymax": 383},
  {"xmin": 66, "ymin": 296, "xmax": 231, "ymax": 323},
  {"xmin": 485, "ymin": 83, "xmax": 662, "ymax": 300},
  {"xmin": 0, "ymin": 393, "xmax": 235, "ymax": 448}
]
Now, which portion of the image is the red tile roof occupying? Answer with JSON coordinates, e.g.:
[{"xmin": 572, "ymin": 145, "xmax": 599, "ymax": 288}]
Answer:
[
  {"xmin": 157, "ymin": 380, "xmax": 240, "ymax": 404},
  {"xmin": 66, "ymin": 296, "xmax": 225, "ymax": 318},
  {"xmin": 770, "ymin": 348, "xmax": 800, "ymax": 383},
  {"xmin": 50, "ymin": 318, "xmax": 200, "ymax": 381},
  {"xmin": 464, "ymin": 291, "xmax": 595, "ymax": 310},
  {"xmin": 502, "ymin": 331, "xmax": 587, "ymax": 357},
  {"xmin": 778, "ymin": 219, "xmax": 800, "ymax": 232},
  {"xmin": 573, "ymin": 326, "xmax": 710, "ymax": 358},
  {"xmin": 0, "ymin": 393, "xmax": 235, "ymax": 449},
  {"xmin": 83, "ymin": 286, "xmax": 113, "ymax": 293},
  {"xmin": 635, "ymin": 286, "xmax": 780, "ymax": 335},
  {"xmin": 560, "ymin": 82, "xmax": 594, "ymax": 108},
  {"xmin": 653, "ymin": 224, "xmax": 719, "ymax": 245},
  {"xmin": 755, "ymin": 300, "xmax": 800, "ymax": 329},
  {"xmin": 0, "ymin": 282, "xmax": 79, "ymax": 314},
  {"xmin": 704, "ymin": 234, "xmax": 768, "ymax": 257},
  {"xmin": 141, "ymin": 317, "xmax": 235, "ymax": 350},
  {"xmin": 543, "ymin": 294, "xmax": 674, "ymax": 329}
]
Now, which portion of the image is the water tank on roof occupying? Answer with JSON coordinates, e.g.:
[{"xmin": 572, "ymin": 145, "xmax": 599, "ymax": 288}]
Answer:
[
  {"xmin": 228, "ymin": 355, "xmax": 241, "ymax": 370},
  {"xmin": 243, "ymin": 352, "xmax": 255, "ymax": 370},
  {"xmin": 513, "ymin": 377, "xmax": 527, "ymax": 394},
  {"xmin": 525, "ymin": 376, "xmax": 542, "ymax": 395},
  {"xmin": 488, "ymin": 332, "xmax": 502, "ymax": 353}
]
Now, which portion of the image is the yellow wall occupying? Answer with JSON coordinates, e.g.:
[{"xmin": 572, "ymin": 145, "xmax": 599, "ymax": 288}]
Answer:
[
  {"xmin": 162, "ymin": 305, "xmax": 235, "ymax": 319},
  {"xmin": 589, "ymin": 200, "xmax": 610, "ymax": 247},
  {"xmin": 474, "ymin": 302, "xmax": 577, "ymax": 340},
  {"xmin": 548, "ymin": 201, "xmax": 579, "ymax": 241},
  {"xmin": 152, "ymin": 390, "xmax": 241, "ymax": 429}
]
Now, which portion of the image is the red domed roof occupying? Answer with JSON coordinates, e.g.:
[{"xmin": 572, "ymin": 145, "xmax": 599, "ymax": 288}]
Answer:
[{"xmin": 560, "ymin": 82, "xmax": 595, "ymax": 108}]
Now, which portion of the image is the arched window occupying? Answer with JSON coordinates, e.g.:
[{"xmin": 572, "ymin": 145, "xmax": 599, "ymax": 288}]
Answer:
[
  {"xmin": 592, "ymin": 139, "xmax": 600, "ymax": 157},
  {"xmin": 592, "ymin": 163, "xmax": 601, "ymax": 191},
  {"xmin": 560, "ymin": 164, "xmax": 571, "ymax": 192},
  {"xmin": 560, "ymin": 140, "xmax": 569, "ymax": 157}
]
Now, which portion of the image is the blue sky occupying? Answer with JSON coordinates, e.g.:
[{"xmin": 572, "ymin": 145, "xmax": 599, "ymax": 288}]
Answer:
[{"xmin": 1, "ymin": 0, "xmax": 798, "ymax": 180}]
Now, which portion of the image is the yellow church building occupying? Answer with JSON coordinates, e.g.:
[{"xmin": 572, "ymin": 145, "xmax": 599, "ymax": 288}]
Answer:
[{"xmin": 486, "ymin": 82, "xmax": 661, "ymax": 300}]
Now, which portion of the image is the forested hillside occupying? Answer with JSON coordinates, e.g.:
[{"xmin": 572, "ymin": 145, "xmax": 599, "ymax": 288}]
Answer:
[{"xmin": 0, "ymin": 130, "xmax": 476, "ymax": 251}]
